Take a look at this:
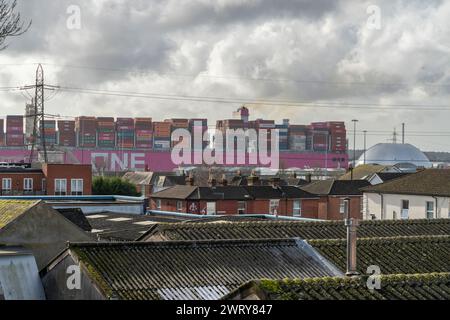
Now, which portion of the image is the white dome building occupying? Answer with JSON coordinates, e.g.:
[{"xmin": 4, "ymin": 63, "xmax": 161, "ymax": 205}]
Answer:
[{"xmin": 357, "ymin": 143, "xmax": 432, "ymax": 170}]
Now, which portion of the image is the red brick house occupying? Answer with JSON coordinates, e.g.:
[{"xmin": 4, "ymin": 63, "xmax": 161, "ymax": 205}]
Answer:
[
  {"xmin": 300, "ymin": 180, "xmax": 371, "ymax": 220},
  {"xmin": 0, "ymin": 163, "xmax": 92, "ymax": 196},
  {"xmin": 150, "ymin": 185, "xmax": 320, "ymax": 218}
]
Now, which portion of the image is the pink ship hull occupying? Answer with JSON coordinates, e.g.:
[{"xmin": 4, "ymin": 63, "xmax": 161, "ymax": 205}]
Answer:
[{"xmin": 0, "ymin": 149, "xmax": 348, "ymax": 172}]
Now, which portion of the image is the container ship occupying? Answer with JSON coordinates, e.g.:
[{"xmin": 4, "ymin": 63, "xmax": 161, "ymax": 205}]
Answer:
[{"xmin": 0, "ymin": 107, "xmax": 348, "ymax": 173}]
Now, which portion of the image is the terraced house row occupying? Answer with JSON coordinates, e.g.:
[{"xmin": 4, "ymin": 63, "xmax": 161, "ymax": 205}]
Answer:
[{"xmin": 147, "ymin": 168, "xmax": 450, "ymax": 221}]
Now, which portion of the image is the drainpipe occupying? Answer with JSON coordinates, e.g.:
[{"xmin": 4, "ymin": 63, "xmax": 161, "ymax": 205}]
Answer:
[
  {"xmin": 380, "ymin": 193, "xmax": 384, "ymax": 220},
  {"xmin": 344, "ymin": 197, "xmax": 359, "ymax": 276},
  {"xmin": 433, "ymin": 196, "xmax": 438, "ymax": 219}
]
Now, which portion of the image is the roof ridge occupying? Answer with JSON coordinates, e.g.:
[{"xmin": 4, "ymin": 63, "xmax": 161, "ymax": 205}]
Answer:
[
  {"xmin": 69, "ymin": 238, "xmax": 299, "ymax": 249},
  {"xmin": 309, "ymin": 234, "xmax": 450, "ymax": 245}
]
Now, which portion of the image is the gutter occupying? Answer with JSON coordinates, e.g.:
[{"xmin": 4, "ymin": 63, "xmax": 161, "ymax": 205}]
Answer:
[{"xmin": 147, "ymin": 210, "xmax": 326, "ymax": 222}]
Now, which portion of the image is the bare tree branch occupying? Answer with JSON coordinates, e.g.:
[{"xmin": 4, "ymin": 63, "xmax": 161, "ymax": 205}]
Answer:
[{"xmin": 0, "ymin": 0, "xmax": 31, "ymax": 50}]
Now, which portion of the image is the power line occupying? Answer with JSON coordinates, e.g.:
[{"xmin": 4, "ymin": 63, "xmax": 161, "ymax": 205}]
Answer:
[
  {"xmin": 56, "ymin": 86, "xmax": 450, "ymax": 111},
  {"xmin": 5, "ymin": 62, "xmax": 450, "ymax": 90}
]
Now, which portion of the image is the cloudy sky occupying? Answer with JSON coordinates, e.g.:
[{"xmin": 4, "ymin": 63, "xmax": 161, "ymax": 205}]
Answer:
[{"xmin": 1, "ymin": 0, "xmax": 450, "ymax": 151}]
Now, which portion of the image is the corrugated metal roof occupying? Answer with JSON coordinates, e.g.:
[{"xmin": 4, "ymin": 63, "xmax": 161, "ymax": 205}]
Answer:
[
  {"xmin": 143, "ymin": 219, "xmax": 450, "ymax": 242},
  {"xmin": 231, "ymin": 273, "xmax": 450, "ymax": 300},
  {"xmin": 68, "ymin": 239, "xmax": 339, "ymax": 300}
]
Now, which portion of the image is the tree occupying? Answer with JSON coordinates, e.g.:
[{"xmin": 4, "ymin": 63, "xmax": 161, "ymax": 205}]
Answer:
[
  {"xmin": 92, "ymin": 176, "xmax": 141, "ymax": 197},
  {"xmin": 0, "ymin": 0, "xmax": 31, "ymax": 50}
]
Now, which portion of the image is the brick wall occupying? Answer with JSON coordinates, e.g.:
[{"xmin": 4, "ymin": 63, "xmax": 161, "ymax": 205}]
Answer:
[
  {"xmin": 323, "ymin": 196, "xmax": 363, "ymax": 220},
  {"xmin": 150, "ymin": 197, "xmax": 321, "ymax": 217},
  {"xmin": 0, "ymin": 172, "xmax": 45, "ymax": 194},
  {"xmin": 42, "ymin": 164, "xmax": 92, "ymax": 196}
]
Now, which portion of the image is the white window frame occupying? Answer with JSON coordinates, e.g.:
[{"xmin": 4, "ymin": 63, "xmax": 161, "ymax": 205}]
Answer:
[
  {"xmin": 2, "ymin": 178, "xmax": 12, "ymax": 192},
  {"xmin": 293, "ymin": 200, "xmax": 302, "ymax": 217},
  {"xmin": 426, "ymin": 201, "xmax": 434, "ymax": 219},
  {"xmin": 55, "ymin": 179, "xmax": 67, "ymax": 196},
  {"xmin": 270, "ymin": 199, "xmax": 280, "ymax": 215},
  {"xmin": 42, "ymin": 178, "xmax": 47, "ymax": 192},
  {"xmin": 207, "ymin": 202, "xmax": 217, "ymax": 216},
  {"xmin": 71, "ymin": 179, "xmax": 84, "ymax": 196},
  {"xmin": 237, "ymin": 201, "xmax": 247, "ymax": 215},
  {"xmin": 156, "ymin": 199, "xmax": 162, "ymax": 210},
  {"xmin": 176, "ymin": 201, "xmax": 183, "ymax": 212},
  {"xmin": 23, "ymin": 178, "xmax": 33, "ymax": 192},
  {"xmin": 339, "ymin": 198, "xmax": 347, "ymax": 215},
  {"xmin": 401, "ymin": 200, "xmax": 409, "ymax": 220}
]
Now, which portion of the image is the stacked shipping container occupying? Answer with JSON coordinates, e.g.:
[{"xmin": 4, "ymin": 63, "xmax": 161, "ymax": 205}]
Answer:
[
  {"xmin": 276, "ymin": 120, "xmax": 289, "ymax": 151},
  {"xmin": 40, "ymin": 120, "xmax": 57, "ymax": 146},
  {"xmin": 0, "ymin": 113, "xmax": 348, "ymax": 155},
  {"xmin": 153, "ymin": 122, "xmax": 171, "ymax": 150},
  {"xmin": 76, "ymin": 117, "xmax": 97, "ymax": 148},
  {"xmin": 97, "ymin": 117, "xmax": 116, "ymax": 148},
  {"xmin": 328, "ymin": 122, "xmax": 347, "ymax": 152},
  {"xmin": 168, "ymin": 119, "xmax": 189, "ymax": 148},
  {"xmin": 116, "ymin": 118, "xmax": 135, "ymax": 149},
  {"xmin": 135, "ymin": 118, "xmax": 153, "ymax": 149},
  {"xmin": 58, "ymin": 120, "xmax": 76, "ymax": 147},
  {"xmin": 311, "ymin": 122, "xmax": 330, "ymax": 152},
  {"xmin": 289, "ymin": 125, "xmax": 307, "ymax": 152},
  {"xmin": 0, "ymin": 119, "xmax": 4, "ymax": 146},
  {"xmin": 189, "ymin": 119, "xmax": 208, "ymax": 151},
  {"xmin": 6, "ymin": 115, "xmax": 24, "ymax": 147}
]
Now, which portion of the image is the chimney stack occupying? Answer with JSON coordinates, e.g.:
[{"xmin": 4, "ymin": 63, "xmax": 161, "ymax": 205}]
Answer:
[
  {"xmin": 220, "ymin": 174, "xmax": 228, "ymax": 186},
  {"xmin": 247, "ymin": 170, "xmax": 260, "ymax": 186},
  {"xmin": 270, "ymin": 176, "xmax": 281, "ymax": 188},
  {"xmin": 186, "ymin": 172, "xmax": 195, "ymax": 186},
  {"xmin": 208, "ymin": 170, "xmax": 217, "ymax": 187},
  {"xmin": 344, "ymin": 198, "xmax": 359, "ymax": 276}
]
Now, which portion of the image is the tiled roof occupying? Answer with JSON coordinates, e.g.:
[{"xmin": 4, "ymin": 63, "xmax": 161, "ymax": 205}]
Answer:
[
  {"xmin": 151, "ymin": 185, "xmax": 197, "ymax": 199},
  {"xmin": 190, "ymin": 186, "xmax": 252, "ymax": 200},
  {"xmin": 309, "ymin": 235, "xmax": 450, "ymax": 274},
  {"xmin": 152, "ymin": 185, "xmax": 318, "ymax": 200},
  {"xmin": 232, "ymin": 273, "xmax": 450, "ymax": 300},
  {"xmin": 122, "ymin": 172, "xmax": 154, "ymax": 185},
  {"xmin": 68, "ymin": 239, "xmax": 339, "ymax": 300},
  {"xmin": 300, "ymin": 180, "xmax": 371, "ymax": 196},
  {"xmin": 339, "ymin": 164, "xmax": 390, "ymax": 180},
  {"xmin": 374, "ymin": 172, "xmax": 410, "ymax": 182},
  {"xmin": 244, "ymin": 186, "xmax": 318, "ymax": 199},
  {"xmin": 0, "ymin": 200, "xmax": 40, "ymax": 229},
  {"xmin": 142, "ymin": 219, "xmax": 450, "ymax": 242},
  {"xmin": 362, "ymin": 169, "xmax": 450, "ymax": 196}
]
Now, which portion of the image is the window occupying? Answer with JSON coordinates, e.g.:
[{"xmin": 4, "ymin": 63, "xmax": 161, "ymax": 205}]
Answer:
[
  {"xmin": 270, "ymin": 199, "xmax": 280, "ymax": 215},
  {"xmin": 207, "ymin": 202, "xmax": 216, "ymax": 215},
  {"xmin": 426, "ymin": 201, "xmax": 434, "ymax": 219},
  {"xmin": 71, "ymin": 179, "xmax": 84, "ymax": 196},
  {"xmin": 42, "ymin": 179, "xmax": 47, "ymax": 192},
  {"xmin": 2, "ymin": 178, "xmax": 12, "ymax": 192},
  {"xmin": 401, "ymin": 200, "xmax": 409, "ymax": 220},
  {"xmin": 176, "ymin": 201, "xmax": 183, "ymax": 212},
  {"xmin": 237, "ymin": 201, "xmax": 247, "ymax": 215},
  {"xmin": 339, "ymin": 198, "xmax": 348, "ymax": 215},
  {"xmin": 23, "ymin": 178, "xmax": 33, "ymax": 193},
  {"xmin": 55, "ymin": 179, "xmax": 67, "ymax": 196},
  {"xmin": 293, "ymin": 200, "xmax": 302, "ymax": 217},
  {"xmin": 156, "ymin": 199, "xmax": 162, "ymax": 210}
]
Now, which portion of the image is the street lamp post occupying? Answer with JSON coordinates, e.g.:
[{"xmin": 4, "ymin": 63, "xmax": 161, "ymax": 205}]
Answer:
[{"xmin": 352, "ymin": 120, "xmax": 358, "ymax": 168}]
